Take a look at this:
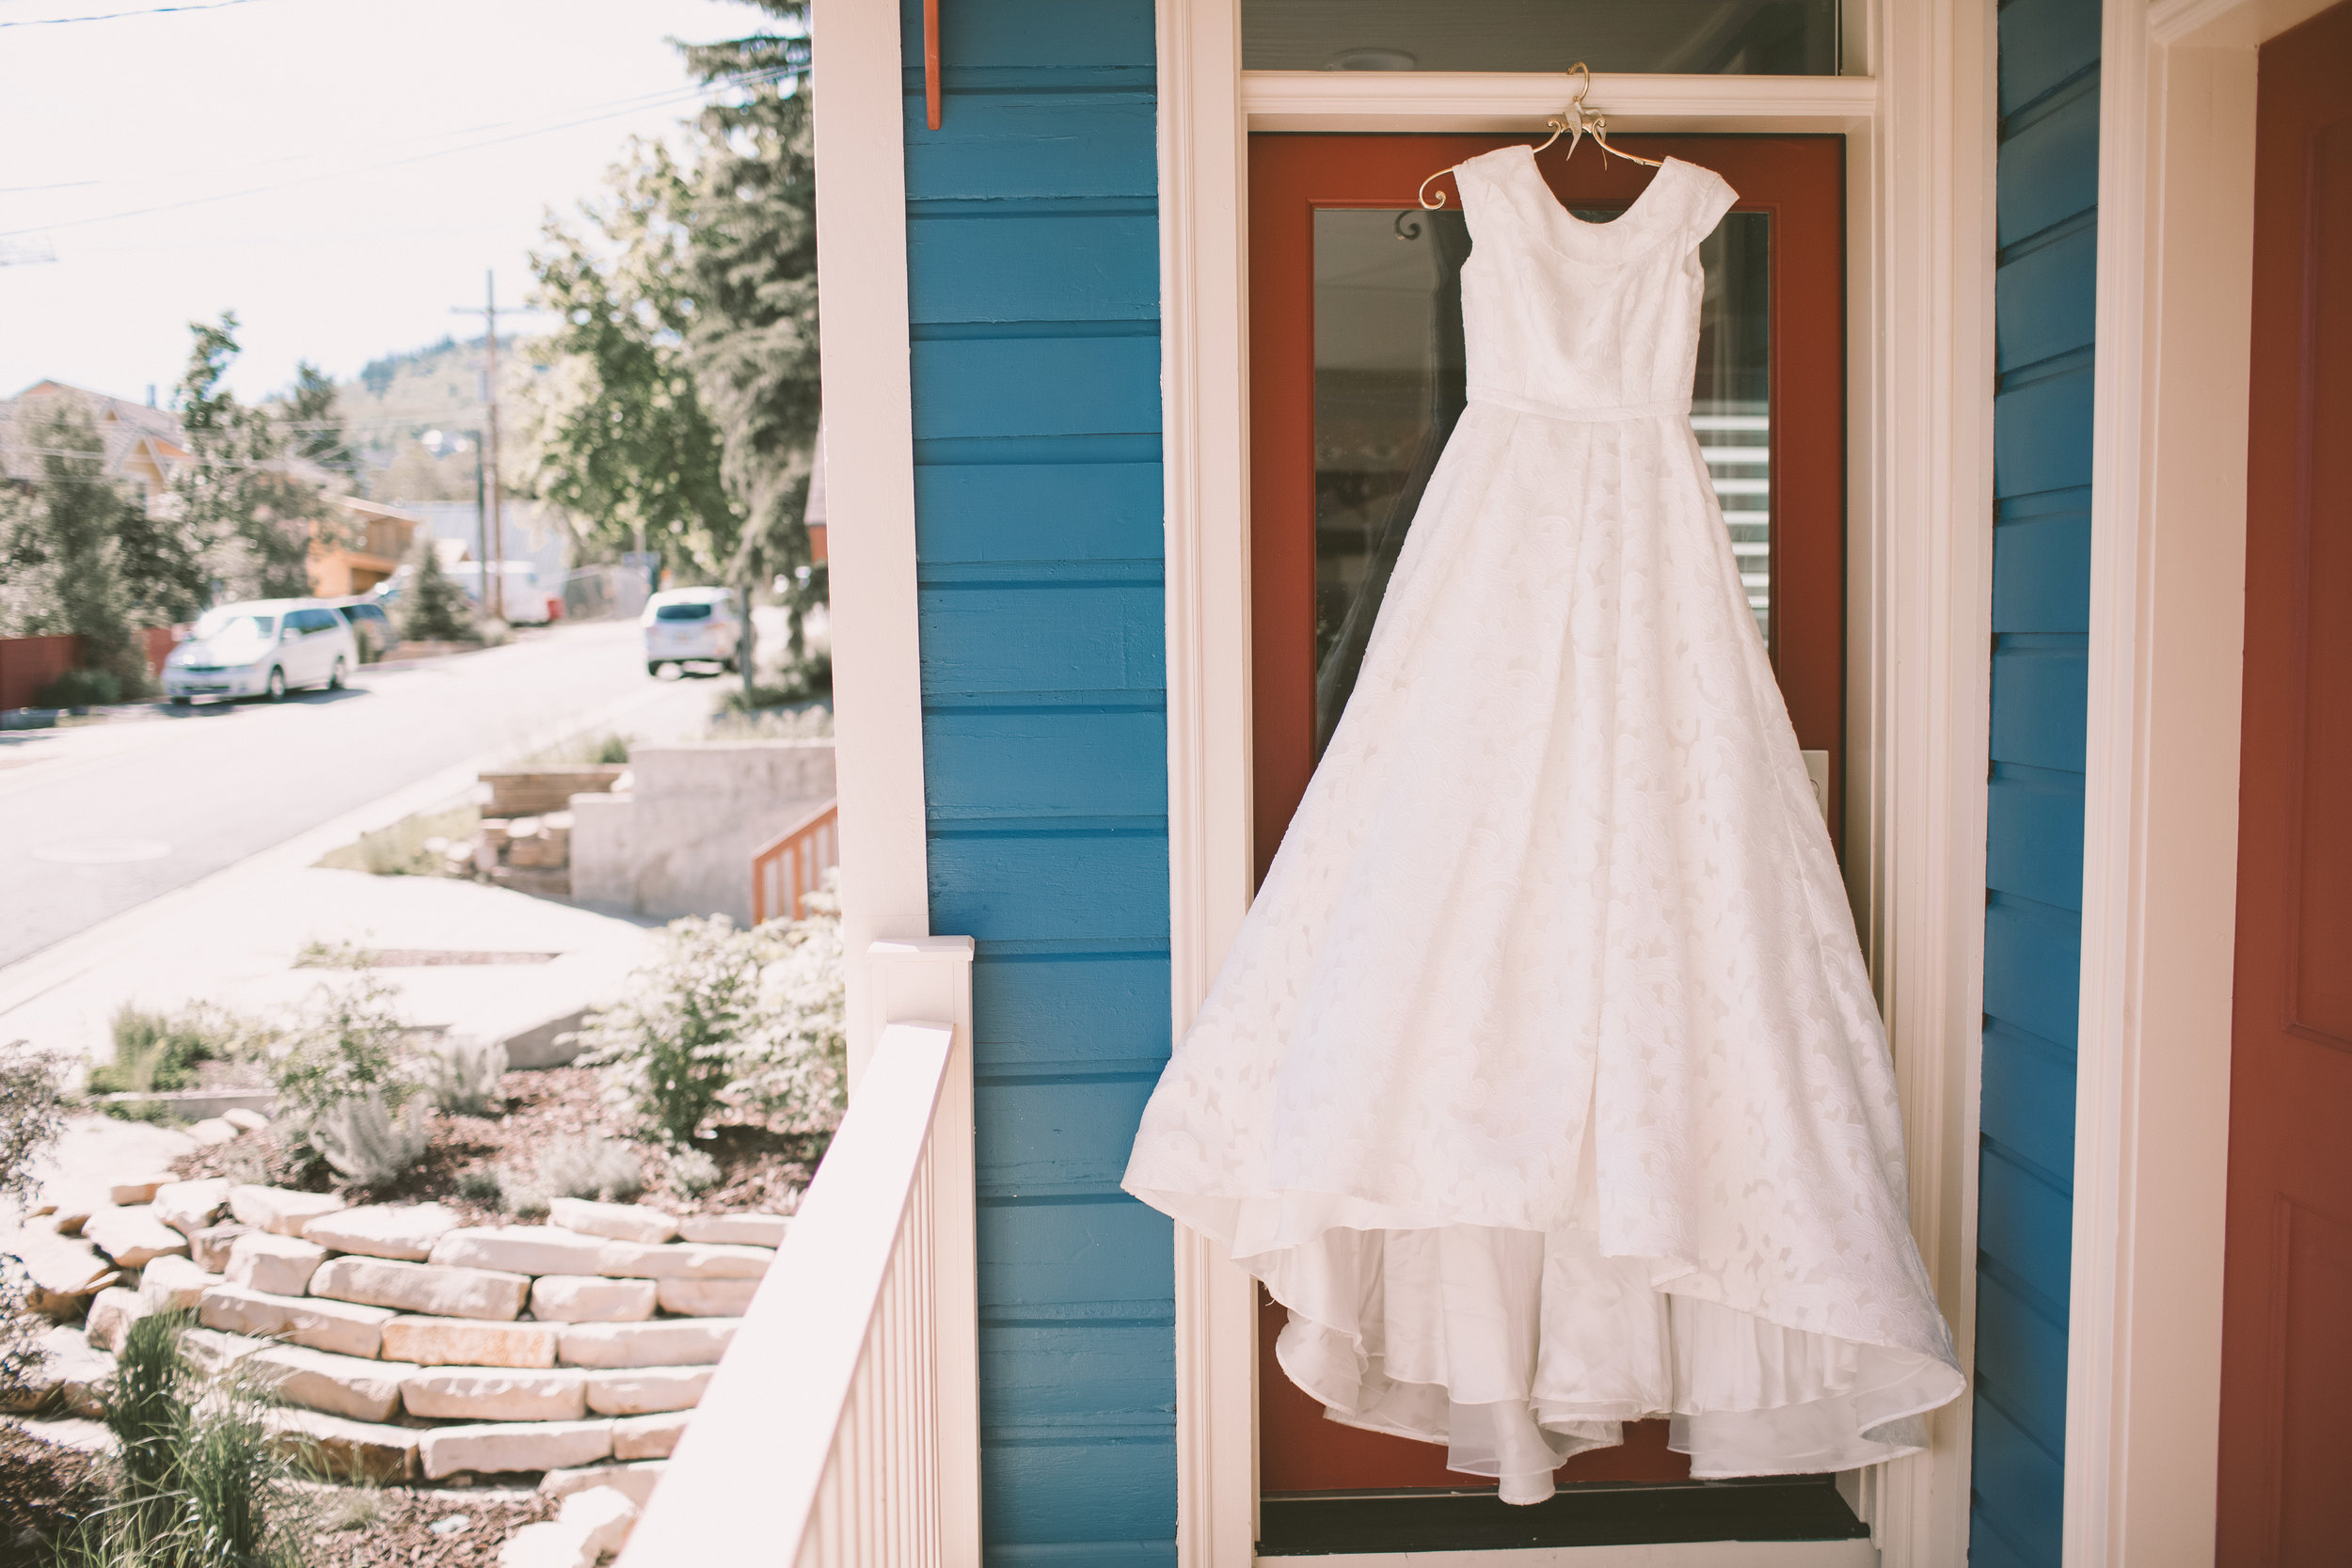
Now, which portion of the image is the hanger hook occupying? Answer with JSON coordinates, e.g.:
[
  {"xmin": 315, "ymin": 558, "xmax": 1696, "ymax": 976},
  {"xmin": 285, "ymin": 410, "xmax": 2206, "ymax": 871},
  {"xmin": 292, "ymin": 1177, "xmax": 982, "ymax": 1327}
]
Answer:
[{"xmin": 1565, "ymin": 61, "xmax": 1593, "ymax": 113}]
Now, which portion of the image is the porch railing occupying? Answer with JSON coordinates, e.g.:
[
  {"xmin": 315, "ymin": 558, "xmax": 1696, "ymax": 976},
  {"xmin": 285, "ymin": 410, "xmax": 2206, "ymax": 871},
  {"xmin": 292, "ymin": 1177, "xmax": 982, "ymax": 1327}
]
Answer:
[
  {"xmin": 622, "ymin": 939, "xmax": 979, "ymax": 1568},
  {"xmin": 754, "ymin": 799, "xmax": 841, "ymax": 924}
]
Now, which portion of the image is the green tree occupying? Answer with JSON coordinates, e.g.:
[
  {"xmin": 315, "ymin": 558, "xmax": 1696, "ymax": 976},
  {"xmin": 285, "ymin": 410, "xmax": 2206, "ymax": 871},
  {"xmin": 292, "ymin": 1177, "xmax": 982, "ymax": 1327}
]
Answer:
[
  {"xmin": 284, "ymin": 358, "xmax": 356, "ymax": 474},
  {"xmin": 170, "ymin": 313, "xmax": 332, "ymax": 602},
  {"xmin": 678, "ymin": 4, "xmax": 822, "ymax": 667},
  {"xmin": 398, "ymin": 531, "xmax": 473, "ymax": 642},
  {"xmin": 0, "ymin": 404, "xmax": 155, "ymax": 692},
  {"xmin": 519, "ymin": 146, "xmax": 739, "ymax": 580}
]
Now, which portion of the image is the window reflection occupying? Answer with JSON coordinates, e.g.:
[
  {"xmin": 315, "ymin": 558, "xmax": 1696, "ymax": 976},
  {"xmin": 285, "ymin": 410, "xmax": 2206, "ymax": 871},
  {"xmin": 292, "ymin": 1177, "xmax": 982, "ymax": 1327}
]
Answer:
[{"xmin": 1248, "ymin": 0, "xmax": 1837, "ymax": 76}]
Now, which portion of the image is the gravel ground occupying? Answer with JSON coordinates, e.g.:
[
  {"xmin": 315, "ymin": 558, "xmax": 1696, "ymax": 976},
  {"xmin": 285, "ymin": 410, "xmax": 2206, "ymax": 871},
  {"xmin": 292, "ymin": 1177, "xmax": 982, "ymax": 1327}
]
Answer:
[
  {"xmin": 307, "ymin": 1482, "xmax": 558, "ymax": 1568},
  {"xmin": 173, "ymin": 1066, "xmax": 826, "ymax": 1221},
  {"xmin": 0, "ymin": 1421, "xmax": 107, "ymax": 1568}
]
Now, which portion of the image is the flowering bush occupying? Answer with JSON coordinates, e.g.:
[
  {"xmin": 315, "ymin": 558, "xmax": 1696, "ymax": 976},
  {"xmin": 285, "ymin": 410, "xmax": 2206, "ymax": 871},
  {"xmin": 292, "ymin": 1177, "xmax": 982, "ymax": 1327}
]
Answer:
[{"xmin": 576, "ymin": 874, "xmax": 846, "ymax": 1145}]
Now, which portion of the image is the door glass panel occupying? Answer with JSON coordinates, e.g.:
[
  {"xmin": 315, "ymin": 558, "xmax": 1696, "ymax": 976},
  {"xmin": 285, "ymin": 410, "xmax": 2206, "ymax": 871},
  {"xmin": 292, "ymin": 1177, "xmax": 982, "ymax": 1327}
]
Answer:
[
  {"xmin": 1312, "ymin": 204, "xmax": 1770, "ymax": 753},
  {"xmin": 1247, "ymin": 0, "xmax": 1837, "ymax": 75}
]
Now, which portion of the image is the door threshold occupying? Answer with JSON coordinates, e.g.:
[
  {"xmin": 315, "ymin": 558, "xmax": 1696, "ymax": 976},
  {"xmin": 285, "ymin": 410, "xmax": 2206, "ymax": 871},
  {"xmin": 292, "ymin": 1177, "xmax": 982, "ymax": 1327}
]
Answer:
[{"xmin": 1256, "ymin": 1478, "xmax": 1871, "ymax": 1561}]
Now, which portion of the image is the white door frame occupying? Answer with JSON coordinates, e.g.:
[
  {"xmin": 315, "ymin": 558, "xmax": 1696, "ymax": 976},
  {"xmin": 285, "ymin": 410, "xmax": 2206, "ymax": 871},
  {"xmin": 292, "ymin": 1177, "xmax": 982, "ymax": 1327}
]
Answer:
[
  {"xmin": 2065, "ymin": 0, "xmax": 2337, "ymax": 1560},
  {"xmin": 1156, "ymin": 2, "xmax": 2002, "ymax": 1563}
]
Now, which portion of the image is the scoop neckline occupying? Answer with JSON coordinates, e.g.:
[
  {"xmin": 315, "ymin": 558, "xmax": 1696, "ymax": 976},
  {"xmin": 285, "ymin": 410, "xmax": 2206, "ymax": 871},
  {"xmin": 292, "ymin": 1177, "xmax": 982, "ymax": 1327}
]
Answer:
[{"xmin": 1499, "ymin": 145, "xmax": 1694, "ymax": 261}]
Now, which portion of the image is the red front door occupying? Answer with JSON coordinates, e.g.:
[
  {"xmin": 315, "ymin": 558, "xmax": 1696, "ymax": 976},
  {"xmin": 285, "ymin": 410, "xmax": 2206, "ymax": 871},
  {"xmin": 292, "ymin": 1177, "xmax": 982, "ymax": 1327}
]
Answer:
[
  {"xmin": 1247, "ymin": 133, "xmax": 1847, "ymax": 1495},
  {"xmin": 2216, "ymin": 4, "xmax": 2352, "ymax": 1560}
]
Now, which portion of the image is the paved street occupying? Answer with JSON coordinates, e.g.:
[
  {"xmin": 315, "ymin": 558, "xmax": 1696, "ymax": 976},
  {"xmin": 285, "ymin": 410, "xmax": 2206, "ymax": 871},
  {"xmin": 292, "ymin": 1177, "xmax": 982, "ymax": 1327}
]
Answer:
[{"xmin": 0, "ymin": 619, "xmax": 715, "ymax": 971}]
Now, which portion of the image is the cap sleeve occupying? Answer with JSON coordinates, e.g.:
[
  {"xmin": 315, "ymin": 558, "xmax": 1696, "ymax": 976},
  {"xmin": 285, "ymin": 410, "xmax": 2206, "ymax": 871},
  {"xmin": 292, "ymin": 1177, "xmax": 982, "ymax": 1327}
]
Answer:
[{"xmin": 1683, "ymin": 164, "xmax": 1739, "ymax": 241}]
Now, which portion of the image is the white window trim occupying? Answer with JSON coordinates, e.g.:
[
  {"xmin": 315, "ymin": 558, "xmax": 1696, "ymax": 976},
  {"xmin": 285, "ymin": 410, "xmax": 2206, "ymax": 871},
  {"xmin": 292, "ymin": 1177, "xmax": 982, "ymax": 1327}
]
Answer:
[
  {"xmin": 1157, "ymin": 2, "xmax": 2000, "ymax": 1564},
  {"xmin": 2066, "ymin": 0, "xmax": 2336, "ymax": 1560},
  {"xmin": 811, "ymin": 0, "xmax": 932, "ymax": 1086}
]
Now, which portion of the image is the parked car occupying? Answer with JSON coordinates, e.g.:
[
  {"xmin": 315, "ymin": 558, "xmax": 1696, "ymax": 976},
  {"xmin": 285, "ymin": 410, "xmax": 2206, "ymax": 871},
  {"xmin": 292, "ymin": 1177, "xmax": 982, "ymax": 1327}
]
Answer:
[
  {"xmin": 326, "ymin": 594, "xmax": 400, "ymax": 660},
  {"xmin": 162, "ymin": 599, "xmax": 359, "ymax": 704},
  {"xmin": 642, "ymin": 586, "xmax": 741, "ymax": 675}
]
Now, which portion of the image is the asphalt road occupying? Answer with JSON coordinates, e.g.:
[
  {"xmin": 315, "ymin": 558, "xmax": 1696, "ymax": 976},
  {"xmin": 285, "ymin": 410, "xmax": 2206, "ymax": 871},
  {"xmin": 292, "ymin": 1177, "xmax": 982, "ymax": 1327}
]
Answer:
[{"xmin": 0, "ymin": 620, "xmax": 716, "ymax": 971}]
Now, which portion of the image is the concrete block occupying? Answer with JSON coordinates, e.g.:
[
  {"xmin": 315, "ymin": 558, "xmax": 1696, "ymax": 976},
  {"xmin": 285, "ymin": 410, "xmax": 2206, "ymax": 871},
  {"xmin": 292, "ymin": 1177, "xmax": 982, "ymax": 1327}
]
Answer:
[
  {"xmin": 310, "ymin": 1256, "xmax": 530, "ymax": 1320},
  {"xmin": 300, "ymin": 1203, "xmax": 461, "ymax": 1262},
  {"xmin": 227, "ymin": 1185, "xmax": 345, "ymax": 1237},
  {"xmin": 610, "ymin": 1413, "xmax": 688, "ymax": 1462},
  {"xmin": 654, "ymin": 1278, "xmax": 757, "ymax": 1318},
  {"xmin": 198, "ymin": 1283, "xmax": 393, "ymax": 1359},
  {"xmin": 430, "ymin": 1226, "xmax": 607, "ymax": 1278},
  {"xmin": 418, "ymin": 1418, "xmax": 612, "ymax": 1481},
  {"xmin": 189, "ymin": 1222, "xmax": 248, "ymax": 1274},
  {"xmin": 137, "ymin": 1255, "xmax": 217, "ymax": 1312},
  {"xmin": 595, "ymin": 1243, "xmax": 771, "ymax": 1281},
  {"xmin": 401, "ymin": 1366, "xmax": 588, "ymax": 1421},
  {"xmin": 248, "ymin": 1344, "xmax": 406, "ymax": 1423},
  {"xmin": 557, "ymin": 1319, "xmax": 739, "ymax": 1370},
  {"xmin": 151, "ymin": 1179, "xmax": 230, "ymax": 1236},
  {"xmin": 584, "ymin": 1366, "xmax": 710, "ymax": 1416},
  {"xmin": 83, "ymin": 1207, "xmax": 189, "ymax": 1268},
  {"xmin": 265, "ymin": 1406, "xmax": 417, "ymax": 1483},
  {"xmin": 558, "ymin": 1483, "xmax": 638, "ymax": 1558},
  {"xmin": 381, "ymin": 1315, "xmax": 559, "ymax": 1370},
  {"xmin": 224, "ymin": 1231, "xmax": 326, "ymax": 1297},
  {"xmin": 675, "ymin": 1213, "xmax": 787, "ymax": 1248},
  {"xmin": 528, "ymin": 1275, "xmax": 657, "ymax": 1323},
  {"xmin": 548, "ymin": 1198, "xmax": 676, "ymax": 1245}
]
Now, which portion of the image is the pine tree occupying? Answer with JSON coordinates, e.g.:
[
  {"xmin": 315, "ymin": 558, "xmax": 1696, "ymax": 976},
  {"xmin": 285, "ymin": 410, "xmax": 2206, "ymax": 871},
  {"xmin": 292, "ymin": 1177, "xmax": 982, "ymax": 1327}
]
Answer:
[
  {"xmin": 1, "ymin": 404, "xmax": 154, "ymax": 692},
  {"xmin": 170, "ymin": 314, "xmax": 331, "ymax": 602},
  {"xmin": 399, "ymin": 533, "xmax": 473, "ymax": 642}
]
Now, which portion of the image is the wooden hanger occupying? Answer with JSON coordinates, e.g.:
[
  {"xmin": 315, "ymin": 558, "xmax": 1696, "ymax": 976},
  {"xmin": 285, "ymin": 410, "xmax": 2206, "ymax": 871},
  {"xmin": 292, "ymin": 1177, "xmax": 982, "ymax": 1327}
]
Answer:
[{"xmin": 1418, "ymin": 62, "xmax": 1665, "ymax": 212}]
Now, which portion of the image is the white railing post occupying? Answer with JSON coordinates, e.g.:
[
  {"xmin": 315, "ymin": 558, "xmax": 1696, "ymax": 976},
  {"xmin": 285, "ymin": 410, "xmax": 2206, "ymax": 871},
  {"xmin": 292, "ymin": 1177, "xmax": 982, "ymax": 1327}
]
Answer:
[{"xmin": 867, "ymin": 937, "xmax": 980, "ymax": 1568}]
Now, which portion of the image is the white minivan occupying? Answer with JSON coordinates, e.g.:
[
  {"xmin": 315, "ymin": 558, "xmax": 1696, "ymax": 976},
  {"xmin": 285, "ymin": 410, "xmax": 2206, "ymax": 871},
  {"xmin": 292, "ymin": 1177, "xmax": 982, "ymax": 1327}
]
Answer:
[
  {"xmin": 641, "ymin": 586, "xmax": 741, "ymax": 675},
  {"xmin": 163, "ymin": 599, "xmax": 360, "ymax": 704}
]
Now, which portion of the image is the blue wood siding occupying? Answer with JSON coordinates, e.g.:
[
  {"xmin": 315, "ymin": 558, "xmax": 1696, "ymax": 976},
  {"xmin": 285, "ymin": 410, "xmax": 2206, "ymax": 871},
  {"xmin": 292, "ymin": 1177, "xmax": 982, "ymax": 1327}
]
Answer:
[
  {"xmin": 1975, "ymin": 2, "xmax": 2099, "ymax": 1561},
  {"xmin": 898, "ymin": 3, "xmax": 1173, "ymax": 1561}
]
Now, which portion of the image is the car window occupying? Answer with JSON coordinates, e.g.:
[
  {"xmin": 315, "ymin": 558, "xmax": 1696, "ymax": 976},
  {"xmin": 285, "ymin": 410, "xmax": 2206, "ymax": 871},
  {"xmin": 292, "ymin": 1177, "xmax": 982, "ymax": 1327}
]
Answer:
[
  {"xmin": 195, "ymin": 610, "xmax": 275, "ymax": 641},
  {"xmin": 655, "ymin": 602, "xmax": 714, "ymax": 622},
  {"xmin": 294, "ymin": 609, "xmax": 328, "ymax": 633},
  {"xmin": 353, "ymin": 605, "xmax": 386, "ymax": 626}
]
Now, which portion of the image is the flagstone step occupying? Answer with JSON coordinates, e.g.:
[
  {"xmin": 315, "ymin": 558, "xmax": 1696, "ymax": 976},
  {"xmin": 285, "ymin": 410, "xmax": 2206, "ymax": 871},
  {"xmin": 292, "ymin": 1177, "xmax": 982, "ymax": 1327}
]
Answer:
[
  {"xmin": 384, "ymin": 1314, "xmax": 560, "ymax": 1370},
  {"xmin": 595, "ymin": 1242, "xmax": 772, "ymax": 1281},
  {"xmin": 541, "ymin": 1457, "xmax": 668, "ymax": 1504},
  {"xmin": 300, "ymin": 1203, "xmax": 461, "ymax": 1262},
  {"xmin": 137, "ymin": 1255, "xmax": 217, "ymax": 1312},
  {"xmin": 227, "ymin": 1185, "xmax": 345, "ymax": 1238},
  {"xmin": 529, "ymin": 1275, "xmax": 658, "ymax": 1323},
  {"xmin": 418, "ymin": 1418, "xmax": 614, "ymax": 1481},
  {"xmin": 151, "ymin": 1179, "xmax": 230, "ymax": 1237},
  {"xmin": 403, "ymin": 1366, "xmax": 589, "ymax": 1422},
  {"xmin": 225, "ymin": 1231, "xmax": 325, "ymax": 1296},
  {"xmin": 432, "ymin": 1226, "xmax": 609, "ymax": 1277},
  {"xmin": 549, "ymin": 1198, "xmax": 676, "ymax": 1245},
  {"xmin": 653, "ymin": 1277, "xmax": 757, "ymax": 1317},
  {"xmin": 675, "ymin": 1213, "xmax": 787, "ymax": 1248},
  {"xmin": 83, "ymin": 1207, "xmax": 188, "ymax": 1269},
  {"xmin": 310, "ymin": 1256, "xmax": 531, "ymax": 1321},
  {"xmin": 265, "ymin": 1406, "xmax": 418, "ymax": 1483},
  {"xmin": 249, "ymin": 1343, "xmax": 405, "ymax": 1424},
  {"xmin": 584, "ymin": 1366, "xmax": 710, "ymax": 1417},
  {"xmin": 611, "ymin": 1411, "xmax": 688, "ymax": 1461},
  {"xmin": 198, "ymin": 1282, "xmax": 394, "ymax": 1359},
  {"xmin": 556, "ymin": 1318, "xmax": 739, "ymax": 1370}
]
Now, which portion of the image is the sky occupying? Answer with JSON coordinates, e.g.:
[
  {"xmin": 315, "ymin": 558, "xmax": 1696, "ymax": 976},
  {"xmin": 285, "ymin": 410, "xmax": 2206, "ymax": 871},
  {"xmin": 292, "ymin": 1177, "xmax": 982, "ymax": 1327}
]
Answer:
[{"xmin": 0, "ymin": 0, "xmax": 765, "ymax": 406}]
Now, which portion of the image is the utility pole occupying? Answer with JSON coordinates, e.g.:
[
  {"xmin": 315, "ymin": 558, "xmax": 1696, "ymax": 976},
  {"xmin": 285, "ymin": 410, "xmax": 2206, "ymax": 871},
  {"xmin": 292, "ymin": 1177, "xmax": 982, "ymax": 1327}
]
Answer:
[{"xmin": 452, "ymin": 272, "xmax": 505, "ymax": 621}]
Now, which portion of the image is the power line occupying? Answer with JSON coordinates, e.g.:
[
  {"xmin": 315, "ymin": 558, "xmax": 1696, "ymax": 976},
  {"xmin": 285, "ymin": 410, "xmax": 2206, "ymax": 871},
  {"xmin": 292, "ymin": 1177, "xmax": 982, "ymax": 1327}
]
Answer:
[
  {"xmin": 0, "ymin": 64, "xmax": 800, "ymax": 241},
  {"xmin": 0, "ymin": 0, "xmax": 281, "ymax": 27}
]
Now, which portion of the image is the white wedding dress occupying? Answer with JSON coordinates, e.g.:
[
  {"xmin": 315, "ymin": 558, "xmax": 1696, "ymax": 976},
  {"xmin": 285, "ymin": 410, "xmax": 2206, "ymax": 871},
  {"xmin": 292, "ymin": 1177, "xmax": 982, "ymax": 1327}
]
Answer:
[{"xmin": 1123, "ymin": 148, "xmax": 1964, "ymax": 1504}]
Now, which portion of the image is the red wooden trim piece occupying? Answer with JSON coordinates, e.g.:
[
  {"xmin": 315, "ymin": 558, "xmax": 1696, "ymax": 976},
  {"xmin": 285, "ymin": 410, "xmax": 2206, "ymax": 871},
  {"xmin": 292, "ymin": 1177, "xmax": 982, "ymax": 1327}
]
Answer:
[{"xmin": 924, "ymin": 0, "xmax": 942, "ymax": 131}]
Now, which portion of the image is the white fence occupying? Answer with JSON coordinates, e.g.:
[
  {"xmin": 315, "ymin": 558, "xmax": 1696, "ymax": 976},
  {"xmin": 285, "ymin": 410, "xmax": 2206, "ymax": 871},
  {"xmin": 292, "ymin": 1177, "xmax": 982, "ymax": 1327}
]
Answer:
[{"xmin": 623, "ymin": 939, "xmax": 979, "ymax": 1567}]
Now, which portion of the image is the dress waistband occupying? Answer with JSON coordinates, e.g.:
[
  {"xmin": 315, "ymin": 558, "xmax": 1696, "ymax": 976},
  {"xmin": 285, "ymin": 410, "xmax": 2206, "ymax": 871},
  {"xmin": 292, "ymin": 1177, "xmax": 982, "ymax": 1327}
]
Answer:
[{"xmin": 1467, "ymin": 386, "xmax": 1686, "ymax": 424}]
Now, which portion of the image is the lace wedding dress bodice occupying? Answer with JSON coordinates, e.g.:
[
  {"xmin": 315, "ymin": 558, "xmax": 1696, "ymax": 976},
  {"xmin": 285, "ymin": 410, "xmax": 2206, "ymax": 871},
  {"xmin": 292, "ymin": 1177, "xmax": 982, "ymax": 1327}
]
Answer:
[{"xmin": 1124, "ymin": 147, "xmax": 1963, "ymax": 1504}]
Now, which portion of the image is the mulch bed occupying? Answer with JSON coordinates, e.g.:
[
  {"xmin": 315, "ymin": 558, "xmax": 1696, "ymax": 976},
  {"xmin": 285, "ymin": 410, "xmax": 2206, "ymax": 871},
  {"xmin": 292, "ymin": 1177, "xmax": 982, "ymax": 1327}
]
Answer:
[
  {"xmin": 310, "ymin": 1483, "xmax": 557, "ymax": 1568},
  {"xmin": 0, "ymin": 1422, "xmax": 106, "ymax": 1568},
  {"xmin": 172, "ymin": 1068, "xmax": 828, "ymax": 1224}
]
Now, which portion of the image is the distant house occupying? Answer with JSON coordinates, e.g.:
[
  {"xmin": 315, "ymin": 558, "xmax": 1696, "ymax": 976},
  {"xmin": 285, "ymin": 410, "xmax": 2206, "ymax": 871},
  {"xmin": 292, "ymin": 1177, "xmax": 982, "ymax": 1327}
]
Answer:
[
  {"xmin": 0, "ymin": 379, "xmax": 190, "ymax": 515},
  {"xmin": 309, "ymin": 496, "xmax": 421, "ymax": 596}
]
